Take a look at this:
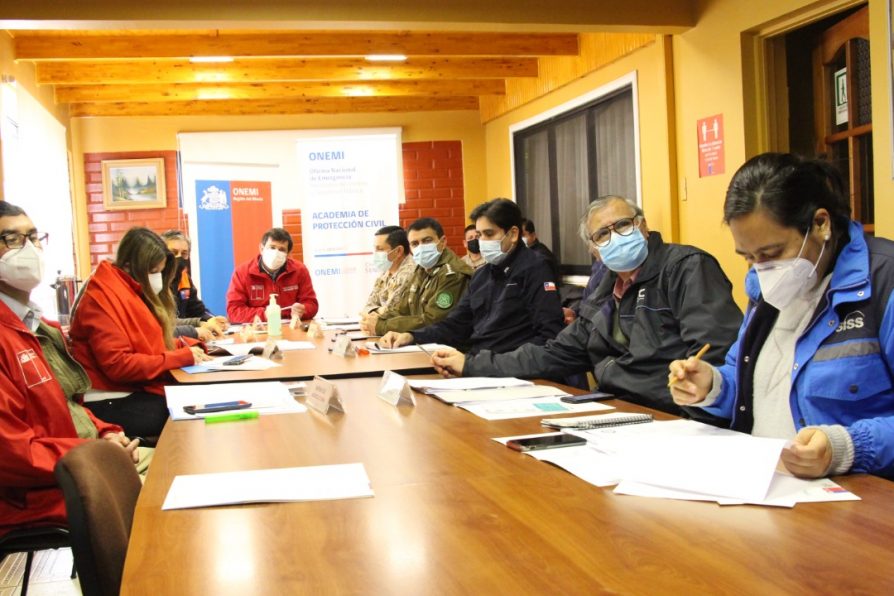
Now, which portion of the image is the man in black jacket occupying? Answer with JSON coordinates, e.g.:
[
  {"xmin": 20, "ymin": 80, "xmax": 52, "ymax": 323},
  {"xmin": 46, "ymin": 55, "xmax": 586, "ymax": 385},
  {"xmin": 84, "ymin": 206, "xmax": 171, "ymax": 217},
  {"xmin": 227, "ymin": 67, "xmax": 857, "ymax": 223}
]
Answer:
[
  {"xmin": 378, "ymin": 198, "xmax": 564, "ymax": 354},
  {"xmin": 432, "ymin": 196, "xmax": 743, "ymax": 416},
  {"xmin": 521, "ymin": 218, "xmax": 560, "ymax": 283}
]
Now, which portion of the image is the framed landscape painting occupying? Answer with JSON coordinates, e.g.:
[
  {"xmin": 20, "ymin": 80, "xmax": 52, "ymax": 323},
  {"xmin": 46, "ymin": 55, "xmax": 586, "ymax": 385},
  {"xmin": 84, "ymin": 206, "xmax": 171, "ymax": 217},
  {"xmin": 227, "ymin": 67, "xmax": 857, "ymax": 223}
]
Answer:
[{"xmin": 102, "ymin": 158, "xmax": 167, "ymax": 210}]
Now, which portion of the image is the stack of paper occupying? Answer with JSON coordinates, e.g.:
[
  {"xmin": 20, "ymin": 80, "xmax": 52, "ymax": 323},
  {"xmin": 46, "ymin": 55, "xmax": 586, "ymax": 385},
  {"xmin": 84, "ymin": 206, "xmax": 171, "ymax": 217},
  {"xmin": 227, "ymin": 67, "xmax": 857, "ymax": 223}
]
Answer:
[
  {"xmin": 317, "ymin": 317, "xmax": 362, "ymax": 331},
  {"xmin": 165, "ymin": 381, "xmax": 307, "ymax": 420},
  {"xmin": 458, "ymin": 395, "xmax": 612, "ymax": 420},
  {"xmin": 408, "ymin": 377, "xmax": 533, "ymax": 393},
  {"xmin": 408, "ymin": 377, "xmax": 609, "ymax": 420},
  {"xmin": 428, "ymin": 384, "xmax": 568, "ymax": 404},
  {"xmin": 162, "ymin": 463, "xmax": 374, "ymax": 510},
  {"xmin": 206, "ymin": 339, "xmax": 316, "ymax": 356},
  {"xmin": 365, "ymin": 342, "xmax": 448, "ymax": 354},
  {"xmin": 180, "ymin": 355, "xmax": 284, "ymax": 374},
  {"xmin": 495, "ymin": 420, "xmax": 861, "ymax": 507}
]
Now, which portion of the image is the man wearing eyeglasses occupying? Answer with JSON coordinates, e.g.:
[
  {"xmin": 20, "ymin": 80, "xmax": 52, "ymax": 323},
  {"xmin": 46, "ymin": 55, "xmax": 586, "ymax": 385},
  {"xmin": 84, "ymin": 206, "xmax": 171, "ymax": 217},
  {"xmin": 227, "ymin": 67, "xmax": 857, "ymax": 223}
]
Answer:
[
  {"xmin": 0, "ymin": 202, "xmax": 148, "ymax": 536},
  {"xmin": 431, "ymin": 195, "xmax": 743, "ymax": 417}
]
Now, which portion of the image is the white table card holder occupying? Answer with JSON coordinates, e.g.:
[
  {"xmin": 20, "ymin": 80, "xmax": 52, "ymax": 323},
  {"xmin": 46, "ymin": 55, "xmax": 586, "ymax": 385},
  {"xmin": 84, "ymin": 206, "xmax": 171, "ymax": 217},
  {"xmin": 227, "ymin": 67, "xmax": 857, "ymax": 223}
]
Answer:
[
  {"xmin": 306, "ymin": 376, "xmax": 345, "ymax": 414},
  {"xmin": 331, "ymin": 334, "xmax": 357, "ymax": 358},
  {"xmin": 377, "ymin": 371, "xmax": 416, "ymax": 407}
]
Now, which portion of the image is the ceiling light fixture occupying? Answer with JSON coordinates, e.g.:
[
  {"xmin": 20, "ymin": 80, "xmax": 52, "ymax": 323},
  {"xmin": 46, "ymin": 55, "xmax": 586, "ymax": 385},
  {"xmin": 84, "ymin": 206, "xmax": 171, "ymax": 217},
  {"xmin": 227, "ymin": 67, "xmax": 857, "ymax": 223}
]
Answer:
[
  {"xmin": 364, "ymin": 54, "xmax": 407, "ymax": 62},
  {"xmin": 189, "ymin": 56, "xmax": 234, "ymax": 64}
]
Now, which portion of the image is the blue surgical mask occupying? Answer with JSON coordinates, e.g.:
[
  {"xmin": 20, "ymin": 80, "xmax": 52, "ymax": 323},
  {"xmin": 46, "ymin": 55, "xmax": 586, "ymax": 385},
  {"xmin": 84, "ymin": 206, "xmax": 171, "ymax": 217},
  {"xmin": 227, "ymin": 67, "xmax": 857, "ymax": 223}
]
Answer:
[
  {"xmin": 412, "ymin": 243, "xmax": 442, "ymax": 269},
  {"xmin": 479, "ymin": 238, "xmax": 508, "ymax": 265},
  {"xmin": 372, "ymin": 250, "xmax": 391, "ymax": 273},
  {"xmin": 598, "ymin": 230, "xmax": 648, "ymax": 272}
]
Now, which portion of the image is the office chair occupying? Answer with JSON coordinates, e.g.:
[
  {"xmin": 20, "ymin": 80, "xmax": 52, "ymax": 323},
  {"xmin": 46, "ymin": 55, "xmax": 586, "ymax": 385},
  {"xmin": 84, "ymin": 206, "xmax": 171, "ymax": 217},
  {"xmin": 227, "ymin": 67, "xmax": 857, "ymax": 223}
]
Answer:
[
  {"xmin": 0, "ymin": 526, "xmax": 75, "ymax": 596},
  {"xmin": 54, "ymin": 440, "xmax": 142, "ymax": 596}
]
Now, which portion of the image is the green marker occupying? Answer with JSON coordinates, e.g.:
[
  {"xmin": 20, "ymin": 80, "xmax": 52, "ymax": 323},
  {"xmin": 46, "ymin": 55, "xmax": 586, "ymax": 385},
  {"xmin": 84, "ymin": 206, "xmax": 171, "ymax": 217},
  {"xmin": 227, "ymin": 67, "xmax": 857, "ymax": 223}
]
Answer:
[{"xmin": 204, "ymin": 411, "xmax": 260, "ymax": 424}]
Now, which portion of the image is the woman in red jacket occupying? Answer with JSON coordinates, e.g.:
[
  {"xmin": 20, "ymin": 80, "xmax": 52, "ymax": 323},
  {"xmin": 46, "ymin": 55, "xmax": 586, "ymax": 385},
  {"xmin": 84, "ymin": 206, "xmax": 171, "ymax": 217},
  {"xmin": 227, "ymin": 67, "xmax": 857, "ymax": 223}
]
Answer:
[{"xmin": 69, "ymin": 227, "xmax": 210, "ymax": 438}]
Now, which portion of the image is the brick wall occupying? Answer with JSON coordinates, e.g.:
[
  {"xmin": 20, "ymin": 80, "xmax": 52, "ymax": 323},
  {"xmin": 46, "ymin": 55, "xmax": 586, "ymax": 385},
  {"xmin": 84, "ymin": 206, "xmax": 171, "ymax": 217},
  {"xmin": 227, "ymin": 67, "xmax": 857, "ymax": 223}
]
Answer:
[
  {"xmin": 84, "ymin": 150, "xmax": 183, "ymax": 267},
  {"xmin": 281, "ymin": 209, "xmax": 303, "ymax": 262},
  {"xmin": 400, "ymin": 140, "xmax": 466, "ymax": 255},
  {"xmin": 84, "ymin": 141, "xmax": 466, "ymax": 267}
]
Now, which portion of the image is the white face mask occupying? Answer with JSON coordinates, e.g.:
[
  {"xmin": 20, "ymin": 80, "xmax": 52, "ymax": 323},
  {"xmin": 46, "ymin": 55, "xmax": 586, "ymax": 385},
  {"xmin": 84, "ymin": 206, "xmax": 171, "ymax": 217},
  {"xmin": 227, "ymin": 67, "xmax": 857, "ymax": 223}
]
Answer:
[
  {"xmin": 0, "ymin": 240, "xmax": 44, "ymax": 293},
  {"xmin": 148, "ymin": 272, "xmax": 165, "ymax": 295},
  {"xmin": 479, "ymin": 236, "xmax": 509, "ymax": 265},
  {"xmin": 754, "ymin": 231, "xmax": 826, "ymax": 310},
  {"xmin": 262, "ymin": 248, "xmax": 287, "ymax": 271}
]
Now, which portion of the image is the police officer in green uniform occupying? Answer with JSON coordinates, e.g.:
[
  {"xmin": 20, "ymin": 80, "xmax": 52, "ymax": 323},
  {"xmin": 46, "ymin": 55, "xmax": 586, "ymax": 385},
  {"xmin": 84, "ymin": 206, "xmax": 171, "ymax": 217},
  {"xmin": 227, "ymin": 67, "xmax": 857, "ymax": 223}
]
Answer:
[{"xmin": 361, "ymin": 217, "xmax": 472, "ymax": 335}]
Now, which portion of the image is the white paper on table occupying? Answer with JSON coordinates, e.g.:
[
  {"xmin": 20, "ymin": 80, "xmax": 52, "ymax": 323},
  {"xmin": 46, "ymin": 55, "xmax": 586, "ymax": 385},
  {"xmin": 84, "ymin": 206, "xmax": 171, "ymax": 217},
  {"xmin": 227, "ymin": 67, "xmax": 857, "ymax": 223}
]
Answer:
[
  {"xmin": 623, "ymin": 434, "xmax": 785, "ymax": 502},
  {"xmin": 491, "ymin": 432, "xmax": 623, "ymax": 486},
  {"xmin": 529, "ymin": 445, "xmax": 625, "ymax": 487},
  {"xmin": 162, "ymin": 463, "xmax": 374, "ymax": 510},
  {"xmin": 365, "ymin": 342, "xmax": 448, "ymax": 354},
  {"xmin": 613, "ymin": 479, "xmax": 756, "ymax": 504},
  {"xmin": 430, "ymin": 384, "xmax": 570, "ymax": 405},
  {"xmin": 614, "ymin": 472, "xmax": 860, "ymax": 507},
  {"xmin": 199, "ymin": 355, "xmax": 283, "ymax": 371},
  {"xmin": 408, "ymin": 377, "xmax": 533, "ymax": 393},
  {"xmin": 458, "ymin": 396, "xmax": 612, "ymax": 420},
  {"xmin": 207, "ymin": 340, "xmax": 316, "ymax": 356},
  {"xmin": 346, "ymin": 332, "xmax": 376, "ymax": 340},
  {"xmin": 492, "ymin": 431, "xmax": 564, "ymax": 445},
  {"xmin": 321, "ymin": 324, "xmax": 362, "ymax": 331},
  {"xmin": 756, "ymin": 472, "xmax": 860, "ymax": 505},
  {"xmin": 165, "ymin": 381, "xmax": 307, "ymax": 420},
  {"xmin": 317, "ymin": 318, "xmax": 362, "ymax": 331},
  {"xmin": 318, "ymin": 317, "xmax": 361, "ymax": 326},
  {"xmin": 570, "ymin": 419, "xmax": 740, "ymax": 456}
]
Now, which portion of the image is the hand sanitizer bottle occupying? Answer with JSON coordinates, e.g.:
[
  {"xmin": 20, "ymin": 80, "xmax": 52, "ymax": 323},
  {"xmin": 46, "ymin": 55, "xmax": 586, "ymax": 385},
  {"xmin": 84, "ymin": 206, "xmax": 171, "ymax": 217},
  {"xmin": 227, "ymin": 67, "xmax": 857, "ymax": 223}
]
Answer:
[{"xmin": 266, "ymin": 293, "xmax": 282, "ymax": 337}]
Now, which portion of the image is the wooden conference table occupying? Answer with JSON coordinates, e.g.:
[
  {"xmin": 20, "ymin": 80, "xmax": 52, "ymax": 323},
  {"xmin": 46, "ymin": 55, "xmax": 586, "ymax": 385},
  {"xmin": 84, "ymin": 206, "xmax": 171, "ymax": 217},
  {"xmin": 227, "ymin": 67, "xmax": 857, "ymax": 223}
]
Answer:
[
  {"xmin": 170, "ymin": 326, "xmax": 435, "ymax": 383},
  {"xmin": 121, "ymin": 375, "xmax": 894, "ymax": 594}
]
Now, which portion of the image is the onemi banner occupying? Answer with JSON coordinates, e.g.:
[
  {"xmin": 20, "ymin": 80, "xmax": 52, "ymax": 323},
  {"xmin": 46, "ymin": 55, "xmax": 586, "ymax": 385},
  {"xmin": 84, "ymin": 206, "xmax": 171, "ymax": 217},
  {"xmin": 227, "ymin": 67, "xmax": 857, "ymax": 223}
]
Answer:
[
  {"xmin": 297, "ymin": 131, "xmax": 403, "ymax": 318},
  {"xmin": 193, "ymin": 179, "xmax": 272, "ymax": 315}
]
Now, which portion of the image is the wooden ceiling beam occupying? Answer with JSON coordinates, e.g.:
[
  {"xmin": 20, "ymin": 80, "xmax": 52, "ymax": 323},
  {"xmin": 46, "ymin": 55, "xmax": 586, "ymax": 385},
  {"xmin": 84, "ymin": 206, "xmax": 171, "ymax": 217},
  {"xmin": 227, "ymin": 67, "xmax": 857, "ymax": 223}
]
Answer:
[
  {"xmin": 16, "ymin": 31, "xmax": 579, "ymax": 59},
  {"xmin": 36, "ymin": 57, "xmax": 538, "ymax": 84},
  {"xmin": 54, "ymin": 79, "xmax": 505, "ymax": 103},
  {"xmin": 68, "ymin": 96, "xmax": 481, "ymax": 117}
]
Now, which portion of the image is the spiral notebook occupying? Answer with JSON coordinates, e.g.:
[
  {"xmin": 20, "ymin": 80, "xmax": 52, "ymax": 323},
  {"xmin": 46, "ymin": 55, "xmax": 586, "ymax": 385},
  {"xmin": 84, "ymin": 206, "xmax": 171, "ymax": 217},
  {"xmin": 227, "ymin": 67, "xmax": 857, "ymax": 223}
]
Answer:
[{"xmin": 541, "ymin": 412, "xmax": 653, "ymax": 430}]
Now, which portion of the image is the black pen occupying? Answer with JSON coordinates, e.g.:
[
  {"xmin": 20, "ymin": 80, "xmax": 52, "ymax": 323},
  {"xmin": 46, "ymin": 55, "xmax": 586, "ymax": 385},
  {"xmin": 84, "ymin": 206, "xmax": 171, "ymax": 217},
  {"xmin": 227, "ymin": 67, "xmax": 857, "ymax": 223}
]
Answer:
[{"xmin": 416, "ymin": 344, "xmax": 433, "ymax": 357}]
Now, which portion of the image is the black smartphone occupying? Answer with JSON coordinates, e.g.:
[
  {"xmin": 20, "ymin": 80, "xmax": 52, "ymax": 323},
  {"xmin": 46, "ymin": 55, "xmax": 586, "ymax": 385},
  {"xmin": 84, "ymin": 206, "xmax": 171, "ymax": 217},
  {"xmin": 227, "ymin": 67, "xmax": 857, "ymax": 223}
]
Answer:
[
  {"xmin": 506, "ymin": 434, "xmax": 587, "ymax": 452},
  {"xmin": 223, "ymin": 354, "xmax": 251, "ymax": 366},
  {"xmin": 560, "ymin": 391, "xmax": 614, "ymax": 404},
  {"xmin": 183, "ymin": 400, "xmax": 252, "ymax": 415}
]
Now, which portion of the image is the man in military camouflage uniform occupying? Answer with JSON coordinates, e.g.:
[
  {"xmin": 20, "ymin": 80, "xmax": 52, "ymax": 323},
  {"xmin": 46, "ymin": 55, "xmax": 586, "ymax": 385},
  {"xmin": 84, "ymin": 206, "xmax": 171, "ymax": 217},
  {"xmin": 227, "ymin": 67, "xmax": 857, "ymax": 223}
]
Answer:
[
  {"xmin": 361, "ymin": 225, "xmax": 416, "ymax": 316},
  {"xmin": 363, "ymin": 217, "xmax": 472, "ymax": 335}
]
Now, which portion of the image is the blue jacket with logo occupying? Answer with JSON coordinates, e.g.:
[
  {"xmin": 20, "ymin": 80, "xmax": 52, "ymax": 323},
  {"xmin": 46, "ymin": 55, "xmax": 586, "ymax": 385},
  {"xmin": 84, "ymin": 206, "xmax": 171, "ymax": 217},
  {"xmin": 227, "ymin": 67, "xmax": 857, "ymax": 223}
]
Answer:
[{"xmin": 703, "ymin": 221, "xmax": 894, "ymax": 478}]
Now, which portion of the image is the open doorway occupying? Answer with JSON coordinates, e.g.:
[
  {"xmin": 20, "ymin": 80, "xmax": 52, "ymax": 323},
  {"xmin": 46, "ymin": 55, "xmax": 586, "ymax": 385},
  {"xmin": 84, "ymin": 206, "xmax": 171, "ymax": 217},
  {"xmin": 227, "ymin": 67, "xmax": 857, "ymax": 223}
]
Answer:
[{"xmin": 758, "ymin": 2, "xmax": 872, "ymax": 231}]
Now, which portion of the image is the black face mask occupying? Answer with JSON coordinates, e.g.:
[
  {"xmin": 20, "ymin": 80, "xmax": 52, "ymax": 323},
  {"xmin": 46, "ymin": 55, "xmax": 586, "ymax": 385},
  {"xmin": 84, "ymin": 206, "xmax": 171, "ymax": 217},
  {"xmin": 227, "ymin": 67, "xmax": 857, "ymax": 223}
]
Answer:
[
  {"xmin": 174, "ymin": 257, "xmax": 190, "ymax": 281},
  {"xmin": 467, "ymin": 239, "xmax": 480, "ymax": 255}
]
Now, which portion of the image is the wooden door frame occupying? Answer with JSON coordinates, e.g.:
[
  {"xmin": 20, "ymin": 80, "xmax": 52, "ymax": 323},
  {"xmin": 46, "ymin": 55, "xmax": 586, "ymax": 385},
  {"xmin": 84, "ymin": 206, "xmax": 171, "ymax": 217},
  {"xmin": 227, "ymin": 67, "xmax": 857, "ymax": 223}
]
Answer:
[{"xmin": 742, "ymin": 0, "xmax": 866, "ymax": 157}]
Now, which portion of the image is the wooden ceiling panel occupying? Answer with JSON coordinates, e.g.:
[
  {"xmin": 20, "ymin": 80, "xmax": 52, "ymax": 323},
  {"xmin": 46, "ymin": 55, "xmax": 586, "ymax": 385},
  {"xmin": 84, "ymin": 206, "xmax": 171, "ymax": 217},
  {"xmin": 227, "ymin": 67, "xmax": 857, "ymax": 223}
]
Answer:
[
  {"xmin": 69, "ymin": 96, "xmax": 481, "ymax": 117},
  {"xmin": 8, "ymin": 28, "xmax": 648, "ymax": 117},
  {"xmin": 54, "ymin": 79, "xmax": 506, "ymax": 103},
  {"xmin": 36, "ymin": 57, "xmax": 539, "ymax": 85},
  {"xmin": 15, "ymin": 31, "xmax": 579, "ymax": 59}
]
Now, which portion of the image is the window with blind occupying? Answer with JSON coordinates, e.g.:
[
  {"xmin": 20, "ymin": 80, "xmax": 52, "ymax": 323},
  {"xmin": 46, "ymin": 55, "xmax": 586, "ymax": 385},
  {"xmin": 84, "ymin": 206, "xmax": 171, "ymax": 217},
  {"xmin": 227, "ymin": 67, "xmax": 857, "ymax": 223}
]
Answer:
[{"xmin": 513, "ymin": 84, "xmax": 638, "ymax": 276}]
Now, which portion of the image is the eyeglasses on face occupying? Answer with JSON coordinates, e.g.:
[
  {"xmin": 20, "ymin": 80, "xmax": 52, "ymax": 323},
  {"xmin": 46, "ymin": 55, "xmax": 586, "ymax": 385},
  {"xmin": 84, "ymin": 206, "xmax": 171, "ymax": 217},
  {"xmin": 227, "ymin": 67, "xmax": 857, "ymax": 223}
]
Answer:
[
  {"xmin": 588, "ymin": 216, "xmax": 641, "ymax": 248},
  {"xmin": 0, "ymin": 231, "xmax": 48, "ymax": 249}
]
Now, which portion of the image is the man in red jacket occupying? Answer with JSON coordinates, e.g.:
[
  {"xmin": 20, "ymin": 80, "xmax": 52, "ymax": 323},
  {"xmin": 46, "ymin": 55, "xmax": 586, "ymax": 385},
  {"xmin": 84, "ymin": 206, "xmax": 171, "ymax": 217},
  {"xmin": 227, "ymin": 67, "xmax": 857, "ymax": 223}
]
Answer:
[
  {"xmin": 226, "ymin": 227, "xmax": 319, "ymax": 323},
  {"xmin": 0, "ymin": 202, "xmax": 142, "ymax": 536}
]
